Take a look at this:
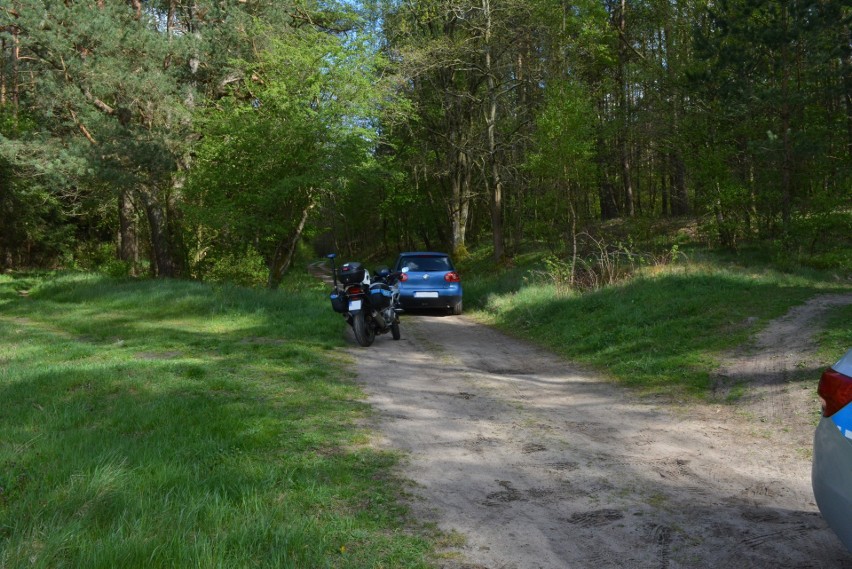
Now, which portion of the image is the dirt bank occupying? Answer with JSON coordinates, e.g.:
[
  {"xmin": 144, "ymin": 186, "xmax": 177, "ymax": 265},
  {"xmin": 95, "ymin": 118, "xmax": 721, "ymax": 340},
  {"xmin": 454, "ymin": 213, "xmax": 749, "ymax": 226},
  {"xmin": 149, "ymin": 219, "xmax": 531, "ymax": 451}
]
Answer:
[{"xmin": 351, "ymin": 294, "xmax": 852, "ymax": 569}]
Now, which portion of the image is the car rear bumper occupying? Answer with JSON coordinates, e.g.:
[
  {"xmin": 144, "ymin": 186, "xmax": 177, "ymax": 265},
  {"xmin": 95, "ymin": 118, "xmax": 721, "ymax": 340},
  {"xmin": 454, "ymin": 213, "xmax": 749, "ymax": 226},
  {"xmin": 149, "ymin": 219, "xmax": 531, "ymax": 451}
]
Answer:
[
  {"xmin": 813, "ymin": 416, "xmax": 852, "ymax": 551},
  {"xmin": 398, "ymin": 293, "xmax": 462, "ymax": 310}
]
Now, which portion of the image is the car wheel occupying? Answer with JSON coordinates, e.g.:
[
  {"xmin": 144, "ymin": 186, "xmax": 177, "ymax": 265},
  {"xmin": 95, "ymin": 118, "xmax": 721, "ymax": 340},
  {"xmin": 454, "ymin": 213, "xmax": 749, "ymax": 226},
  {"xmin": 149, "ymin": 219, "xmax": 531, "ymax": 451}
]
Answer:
[{"xmin": 451, "ymin": 300, "xmax": 463, "ymax": 315}]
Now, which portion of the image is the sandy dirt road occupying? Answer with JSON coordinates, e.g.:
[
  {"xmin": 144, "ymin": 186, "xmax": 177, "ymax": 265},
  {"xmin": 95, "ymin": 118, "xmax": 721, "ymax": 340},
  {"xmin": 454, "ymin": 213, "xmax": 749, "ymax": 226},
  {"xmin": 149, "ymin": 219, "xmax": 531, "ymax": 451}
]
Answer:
[{"xmin": 350, "ymin": 295, "xmax": 852, "ymax": 569}]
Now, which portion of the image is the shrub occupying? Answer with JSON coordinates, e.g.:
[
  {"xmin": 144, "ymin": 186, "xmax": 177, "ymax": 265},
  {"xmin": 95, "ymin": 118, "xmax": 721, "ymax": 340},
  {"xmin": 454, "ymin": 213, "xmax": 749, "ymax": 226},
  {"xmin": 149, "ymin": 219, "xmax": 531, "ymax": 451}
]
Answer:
[
  {"xmin": 537, "ymin": 235, "xmax": 687, "ymax": 296},
  {"xmin": 202, "ymin": 248, "xmax": 268, "ymax": 288}
]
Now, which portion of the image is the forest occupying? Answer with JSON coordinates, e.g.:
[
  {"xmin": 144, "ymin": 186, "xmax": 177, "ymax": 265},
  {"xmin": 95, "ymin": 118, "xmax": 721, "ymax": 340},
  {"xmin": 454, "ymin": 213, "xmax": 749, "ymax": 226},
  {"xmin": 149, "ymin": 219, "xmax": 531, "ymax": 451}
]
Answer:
[{"xmin": 1, "ymin": 0, "xmax": 850, "ymax": 287}]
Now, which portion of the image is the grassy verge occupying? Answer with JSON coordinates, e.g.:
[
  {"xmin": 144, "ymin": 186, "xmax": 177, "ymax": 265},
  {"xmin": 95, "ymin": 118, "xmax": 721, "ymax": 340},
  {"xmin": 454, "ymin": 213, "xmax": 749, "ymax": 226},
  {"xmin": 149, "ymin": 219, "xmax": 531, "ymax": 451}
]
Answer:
[
  {"xmin": 0, "ymin": 273, "xmax": 431, "ymax": 568},
  {"xmin": 462, "ymin": 254, "xmax": 852, "ymax": 398},
  {"xmin": 819, "ymin": 303, "xmax": 852, "ymax": 364}
]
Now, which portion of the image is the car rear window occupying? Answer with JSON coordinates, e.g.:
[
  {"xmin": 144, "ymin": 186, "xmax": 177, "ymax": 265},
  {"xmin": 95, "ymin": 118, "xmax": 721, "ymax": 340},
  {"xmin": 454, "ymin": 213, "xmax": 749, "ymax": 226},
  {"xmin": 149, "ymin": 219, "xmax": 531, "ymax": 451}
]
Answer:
[{"xmin": 399, "ymin": 256, "xmax": 452, "ymax": 272}]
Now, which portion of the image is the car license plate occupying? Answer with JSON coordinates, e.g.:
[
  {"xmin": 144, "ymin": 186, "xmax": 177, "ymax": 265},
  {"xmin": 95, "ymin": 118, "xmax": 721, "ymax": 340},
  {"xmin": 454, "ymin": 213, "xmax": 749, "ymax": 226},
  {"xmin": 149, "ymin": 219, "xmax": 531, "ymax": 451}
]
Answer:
[
  {"xmin": 414, "ymin": 291, "xmax": 439, "ymax": 298},
  {"xmin": 349, "ymin": 299, "xmax": 362, "ymax": 310}
]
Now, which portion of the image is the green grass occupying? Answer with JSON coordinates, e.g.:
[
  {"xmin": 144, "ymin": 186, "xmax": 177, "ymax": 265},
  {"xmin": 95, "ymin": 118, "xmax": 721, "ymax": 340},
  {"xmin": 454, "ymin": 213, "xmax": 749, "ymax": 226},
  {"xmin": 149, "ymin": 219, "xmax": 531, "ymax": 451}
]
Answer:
[
  {"xmin": 0, "ymin": 273, "xmax": 431, "ymax": 568},
  {"xmin": 818, "ymin": 302, "xmax": 852, "ymax": 364},
  {"xmin": 1, "ymin": 247, "xmax": 849, "ymax": 567},
  {"xmin": 465, "ymin": 257, "xmax": 852, "ymax": 398}
]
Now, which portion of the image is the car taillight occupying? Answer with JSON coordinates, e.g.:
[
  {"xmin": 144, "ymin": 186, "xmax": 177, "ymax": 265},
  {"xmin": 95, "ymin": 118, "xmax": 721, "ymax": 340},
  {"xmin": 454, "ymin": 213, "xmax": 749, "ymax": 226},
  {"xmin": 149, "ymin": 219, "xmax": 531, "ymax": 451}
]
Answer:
[
  {"xmin": 399, "ymin": 273, "xmax": 408, "ymax": 282},
  {"xmin": 444, "ymin": 271, "xmax": 460, "ymax": 282},
  {"xmin": 818, "ymin": 368, "xmax": 852, "ymax": 417}
]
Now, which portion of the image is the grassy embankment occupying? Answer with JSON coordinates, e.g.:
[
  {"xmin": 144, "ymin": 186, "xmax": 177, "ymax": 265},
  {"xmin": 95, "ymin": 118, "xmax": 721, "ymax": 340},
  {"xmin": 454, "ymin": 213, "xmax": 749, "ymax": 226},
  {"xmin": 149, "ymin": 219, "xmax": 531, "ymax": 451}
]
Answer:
[
  {"xmin": 0, "ymin": 273, "xmax": 431, "ymax": 568},
  {"xmin": 461, "ymin": 246, "xmax": 852, "ymax": 399}
]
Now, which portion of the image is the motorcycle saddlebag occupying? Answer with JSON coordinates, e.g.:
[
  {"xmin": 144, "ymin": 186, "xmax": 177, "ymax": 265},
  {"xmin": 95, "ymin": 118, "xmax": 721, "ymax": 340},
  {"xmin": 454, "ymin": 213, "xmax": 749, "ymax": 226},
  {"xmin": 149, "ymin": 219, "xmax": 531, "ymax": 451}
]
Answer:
[
  {"xmin": 369, "ymin": 283, "xmax": 393, "ymax": 309},
  {"xmin": 329, "ymin": 291, "xmax": 347, "ymax": 313},
  {"xmin": 338, "ymin": 262, "xmax": 366, "ymax": 285}
]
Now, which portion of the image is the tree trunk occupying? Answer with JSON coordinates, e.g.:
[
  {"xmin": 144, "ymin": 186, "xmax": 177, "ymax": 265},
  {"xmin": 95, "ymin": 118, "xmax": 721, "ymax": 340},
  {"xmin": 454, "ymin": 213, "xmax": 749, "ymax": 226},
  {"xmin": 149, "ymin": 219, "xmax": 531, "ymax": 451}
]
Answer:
[
  {"xmin": 450, "ymin": 149, "xmax": 471, "ymax": 254},
  {"xmin": 779, "ymin": 5, "xmax": 793, "ymax": 237},
  {"xmin": 136, "ymin": 186, "xmax": 178, "ymax": 278},
  {"xmin": 617, "ymin": 0, "xmax": 634, "ymax": 217},
  {"xmin": 596, "ymin": 96, "xmax": 619, "ymax": 220},
  {"xmin": 1, "ymin": 37, "xmax": 5, "ymax": 106},
  {"xmin": 670, "ymin": 152, "xmax": 688, "ymax": 215},
  {"xmin": 483, "ymin": 0, "xmax": 504, "ymax": 262},
  {"xmin": 664, "ymin": 17, "xmax": 688, "ymax": 216},
  {"xmin": 118, "ymin": 188, "xmax": 139, "ymax": 274},
  {"xmin": 11, "ymin": 19, "xmax": 19, "ymax": 112},
  {"xmin": 843, "ymin": 12, "xmax": 852, "ymax": 159},
  {"xmin": 267, "ymin": 197, "xmax": 314, "ymax": 289}
]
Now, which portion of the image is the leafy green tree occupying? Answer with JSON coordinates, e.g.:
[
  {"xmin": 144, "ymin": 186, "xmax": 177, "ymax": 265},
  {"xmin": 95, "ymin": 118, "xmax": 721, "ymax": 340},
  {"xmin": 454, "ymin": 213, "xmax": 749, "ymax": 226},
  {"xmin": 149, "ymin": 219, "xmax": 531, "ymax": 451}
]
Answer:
[
  {"xmin": 690, "ymin": 0, "xmax": 852, "ymax": 248},
  {"xmin": 185, "ymin": 20, "xmax": 390, "ymax": 288},
  {"xmin": 0, "ymin": 0, "xmax": 331, "ymax": 275},
  {"xmin": 525, "ymin": 80, "xmax": 596, "ymax": 249},
  {"xmin": 0, "ymin": 1, "xmax": 196, "ymax": 274}
]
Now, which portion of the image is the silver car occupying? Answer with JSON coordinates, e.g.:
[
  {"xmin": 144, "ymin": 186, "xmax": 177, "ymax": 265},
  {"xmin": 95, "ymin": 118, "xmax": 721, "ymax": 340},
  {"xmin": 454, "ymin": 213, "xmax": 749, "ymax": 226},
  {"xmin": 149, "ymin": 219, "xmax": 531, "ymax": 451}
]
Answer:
[{"xmin": 813, "ymin": 348, "xmax": 852, "ymax": 551}]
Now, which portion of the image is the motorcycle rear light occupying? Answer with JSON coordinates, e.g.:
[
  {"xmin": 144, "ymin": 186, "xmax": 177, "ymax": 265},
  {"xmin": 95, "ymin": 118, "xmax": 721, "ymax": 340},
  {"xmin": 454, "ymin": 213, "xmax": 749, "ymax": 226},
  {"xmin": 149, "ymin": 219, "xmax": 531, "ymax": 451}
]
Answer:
[
  {"xmin": 348, "ymin": 286, "xmax": 364, "ymax": 295},
  {"xmin": 444, "ymin": 271, "xmax": 460, "ymax": 282},
  {"xmin": 818, "ymin": 368, "xmax": 852, "ymax": 417}
]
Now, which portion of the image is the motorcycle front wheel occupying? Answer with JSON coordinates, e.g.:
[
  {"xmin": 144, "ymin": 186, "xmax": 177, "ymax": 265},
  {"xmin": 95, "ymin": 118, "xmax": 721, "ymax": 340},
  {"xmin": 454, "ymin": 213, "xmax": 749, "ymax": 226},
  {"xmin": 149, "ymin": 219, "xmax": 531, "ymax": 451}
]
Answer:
[
  {"xmin": 352, "ymin": 311, "xmax": 375, "ymax": 347},
  {"xmin": 391, "ymin": 321, "xmax": 401, "ymax": 340}
]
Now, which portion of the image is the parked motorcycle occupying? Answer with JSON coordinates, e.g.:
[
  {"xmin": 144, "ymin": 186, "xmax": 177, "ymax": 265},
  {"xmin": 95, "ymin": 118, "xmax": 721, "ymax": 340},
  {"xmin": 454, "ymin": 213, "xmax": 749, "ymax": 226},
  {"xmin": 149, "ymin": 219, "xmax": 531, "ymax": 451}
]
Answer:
[{"xmin": 326, "ymin": 253, "xmax": 407, "ymax": 347}]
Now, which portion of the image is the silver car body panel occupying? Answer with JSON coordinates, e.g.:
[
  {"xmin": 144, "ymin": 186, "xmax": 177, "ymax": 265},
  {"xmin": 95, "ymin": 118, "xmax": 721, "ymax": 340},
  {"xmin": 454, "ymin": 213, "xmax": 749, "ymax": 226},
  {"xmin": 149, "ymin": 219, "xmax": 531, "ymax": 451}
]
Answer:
[
  {"xmin": 813, "ymin": 416, "xmax": 852, "ymax": 551},
  {"xmin": 813, "ymin": 349, "xmax": 852, "ymax": 552}
]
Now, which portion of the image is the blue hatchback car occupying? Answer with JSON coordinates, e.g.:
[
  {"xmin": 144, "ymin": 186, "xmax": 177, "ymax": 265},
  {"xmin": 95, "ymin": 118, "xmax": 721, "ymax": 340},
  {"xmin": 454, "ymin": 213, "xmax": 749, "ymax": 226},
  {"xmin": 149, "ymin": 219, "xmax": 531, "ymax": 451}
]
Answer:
[{"xmin": 393, "ymin": 252, "xmax": 463, "ymax": 315}]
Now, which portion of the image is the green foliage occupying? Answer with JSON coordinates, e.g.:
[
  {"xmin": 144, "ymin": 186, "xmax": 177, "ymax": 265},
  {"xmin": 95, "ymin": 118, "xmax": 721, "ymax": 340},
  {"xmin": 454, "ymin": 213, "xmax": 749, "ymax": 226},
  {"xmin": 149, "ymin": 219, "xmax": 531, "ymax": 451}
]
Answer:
[
  {"xmin": 1, "ymin": 0, "xmax": 850, "ymax": 281},
  {"xmin": 785, "ymin": 211, "xmax": 852, "ymax": 254},
  {"xmin": 524, "ymin": 80, "xmax": 597, "ymax": 241},
  {"xmin": 689, "ymin": 0, "xmax": 852, "ymax": 243},
  {"xmin": 0, "ymin": 109, "xmax": 77, "ymax": 268},
  {"xmin": 535, "ymin": 236, "xmax": 686, "ymax": 297},
  {"xmin": 203, "ymin": 249, "xmax": 270, "ymax": 288},
  {"xmin": 0, "ymin": 273, "xmax": 432, "ymax": 568},
  {"xmin": 64, "ymin": 242, "xmax": 134, "ymax": 279},
  {"xmin": 527, "ymin": 82, "xmax": 595, "ymax": 178},
  {"xmin": 184, "ymin": 18, "xmax": 394, "ymax": 284},
  {"xmin": 819, "ymin": 304, "xmax": 852, "ymax": 364}
]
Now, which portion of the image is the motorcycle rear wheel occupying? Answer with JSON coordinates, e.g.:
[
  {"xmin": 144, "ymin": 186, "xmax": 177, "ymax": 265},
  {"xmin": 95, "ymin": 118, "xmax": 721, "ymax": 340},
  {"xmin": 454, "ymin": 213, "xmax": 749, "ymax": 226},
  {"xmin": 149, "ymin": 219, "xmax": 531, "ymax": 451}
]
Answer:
[{"xmin": 352, "ymin": 311, "xmax": 375, "ymax": 347}]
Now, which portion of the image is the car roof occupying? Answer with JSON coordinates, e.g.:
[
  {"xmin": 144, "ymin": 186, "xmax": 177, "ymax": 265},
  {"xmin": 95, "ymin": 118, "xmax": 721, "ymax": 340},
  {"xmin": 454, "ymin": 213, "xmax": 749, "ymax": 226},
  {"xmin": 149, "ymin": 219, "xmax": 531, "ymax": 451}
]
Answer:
[
  {"xmin": 397, "ymin": 251, "xmax": 450, "ymax": 257},
  {"xmin": 834, "ymin": 348, "xmax": 852, "ymax": 378}
]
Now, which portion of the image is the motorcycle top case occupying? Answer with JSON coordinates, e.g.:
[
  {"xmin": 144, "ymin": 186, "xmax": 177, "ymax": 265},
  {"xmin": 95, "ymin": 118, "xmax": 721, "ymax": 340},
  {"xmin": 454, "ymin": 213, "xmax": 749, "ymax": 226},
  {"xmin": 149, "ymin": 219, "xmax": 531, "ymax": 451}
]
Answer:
[
  {"xmin": 329, "ymin": 291, "xmax": 348, "ymax": 313},
  {"xmin": 369, "ymin": 283, "xmax": 393, "ymax": 309},
  {"xmin": 338, "ymin": 262, "xmax": 366, "ymax": 285}
]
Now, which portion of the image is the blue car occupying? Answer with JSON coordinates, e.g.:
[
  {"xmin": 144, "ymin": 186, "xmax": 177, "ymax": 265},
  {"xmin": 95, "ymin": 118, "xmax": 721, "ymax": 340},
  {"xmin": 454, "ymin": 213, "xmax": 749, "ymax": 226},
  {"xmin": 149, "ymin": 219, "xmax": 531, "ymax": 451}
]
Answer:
[
  {"xmin": 393, "ymin": 252, "xmax": 463, "ymax": 315},
  {"xmin": 813, "ymin": 348, "xmax": 852, "ymax": 551}
]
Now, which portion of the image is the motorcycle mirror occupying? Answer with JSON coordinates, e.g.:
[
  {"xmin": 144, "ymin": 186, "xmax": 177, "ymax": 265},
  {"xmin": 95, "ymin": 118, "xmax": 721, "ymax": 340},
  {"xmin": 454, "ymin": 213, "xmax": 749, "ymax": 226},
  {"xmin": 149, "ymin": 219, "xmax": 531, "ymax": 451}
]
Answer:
[
  {"xmin": 326, "ymin": 253, "xmax": 337, "ymax": 259},
  {"xmin": 401, "ymin": 267, "xmax": 409, "ymax": 273}
]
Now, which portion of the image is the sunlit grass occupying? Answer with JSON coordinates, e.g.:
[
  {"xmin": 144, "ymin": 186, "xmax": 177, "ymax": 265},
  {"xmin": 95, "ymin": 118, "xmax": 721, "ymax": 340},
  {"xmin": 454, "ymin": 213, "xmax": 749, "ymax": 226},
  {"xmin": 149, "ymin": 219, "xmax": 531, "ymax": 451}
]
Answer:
[
  {"xmin": 819, "ymin": 303, "xmax": 852, "ymax": 364},
  {"xmin": 0, "ymin": 273, "xmax": 430, "ymax": 568}
]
